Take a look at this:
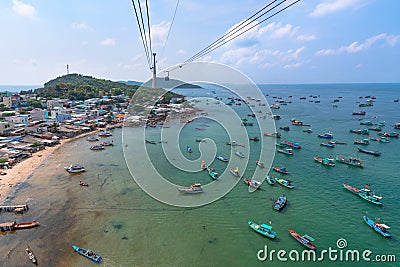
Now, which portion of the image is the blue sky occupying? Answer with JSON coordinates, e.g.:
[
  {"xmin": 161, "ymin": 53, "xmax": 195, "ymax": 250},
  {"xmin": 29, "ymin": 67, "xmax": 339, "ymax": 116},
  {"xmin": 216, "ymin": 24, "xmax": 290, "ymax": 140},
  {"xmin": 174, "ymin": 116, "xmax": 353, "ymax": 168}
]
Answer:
[{"xmin": 0, "ymin": 0, "xmax": 399, "ymax": 85}]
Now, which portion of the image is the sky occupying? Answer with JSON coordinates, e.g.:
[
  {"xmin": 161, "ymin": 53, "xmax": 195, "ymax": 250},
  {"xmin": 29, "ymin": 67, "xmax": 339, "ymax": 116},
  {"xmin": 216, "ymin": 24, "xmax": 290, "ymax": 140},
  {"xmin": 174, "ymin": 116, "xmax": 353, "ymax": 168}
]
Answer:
[{"xmin": 0, "ymin": 0, "xmax": 399, "ymax": 86}]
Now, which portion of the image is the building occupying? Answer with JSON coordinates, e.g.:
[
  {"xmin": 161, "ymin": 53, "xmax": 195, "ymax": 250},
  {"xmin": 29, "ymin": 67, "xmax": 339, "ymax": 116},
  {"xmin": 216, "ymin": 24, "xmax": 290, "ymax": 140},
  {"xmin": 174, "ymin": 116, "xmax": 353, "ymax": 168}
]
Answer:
[
  {"xmin": 5, "ymin": 115, "xmax": 29, "ymax": 126},
  {"xmin": 0, "ymin": 121, "xmax": 14, "ymax": 135},
  {"xmin": 30, "ymin": 109, "xmax": 49, "ymax": 121},
  {"xmin": 46, "ymin": 99, "xmax": 63, "ymax": 110}
]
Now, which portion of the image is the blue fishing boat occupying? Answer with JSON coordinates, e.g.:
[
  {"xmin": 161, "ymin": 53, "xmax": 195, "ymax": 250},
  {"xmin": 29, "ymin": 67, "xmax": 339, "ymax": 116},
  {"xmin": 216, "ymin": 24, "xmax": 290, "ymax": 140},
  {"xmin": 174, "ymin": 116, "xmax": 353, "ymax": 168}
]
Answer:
[
  {"xmin": 272, "ymin": 166, "xmax": 289, "ymax": 174},
  {"xmin": 266, "ymin": 176, "xmax": 275, "ymax": 185},
  {"xmin": 215, "ymin": 154, "xmax": 228, "ymax": 162},
  {"xmin": 314, "ymin": 156, "xmax": 335, "ymax": 167},
  {"xmin": 207, "ymin": 167, "xmax": 219, "ymax": 180},
  {"xmin": 274, "ymin": 178, "xmax": 294, "ymax": 189},
  {"xmin": 363, "ymin": 216, "xmax": 392, "ymax": 237},
  {"xmin": 72, "ymin": 245, "xmax": 102, "ymax": 263},
  {"xmin": 318, "ymin": 132, "xmax": 333, "ymax": 139},
  {"xmin": 277, "ymin": 148, "xmax": 293, "ymax": 155},
  {"xmin": 272, "ymin": 194, "xmax": 287, "ymax": 211},
  {"xmin": 186, "ymin": 145, "xmax": 192, "ymax": 153},
  {"xmin": 248, "ymin": 221, "xmax": 276, "ymax": 239},
  {"xmin": 357, "ymin": 147, "xmax": 381, "ymax": 156},
  {"xmin": 320, "ymin": 142, "xmax": 335, "ymax": 148}
]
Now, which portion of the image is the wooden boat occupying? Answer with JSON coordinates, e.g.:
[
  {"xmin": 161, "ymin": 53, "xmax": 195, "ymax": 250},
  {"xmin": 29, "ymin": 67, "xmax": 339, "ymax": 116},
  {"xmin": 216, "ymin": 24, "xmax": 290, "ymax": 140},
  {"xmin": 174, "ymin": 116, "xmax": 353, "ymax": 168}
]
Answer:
[
  {"xmin": 201, "ymin": 160, "xmax": 206, "ymax": 170},
  {"xmin": 288, "ymin": 228, "xmax": 317, "ymax": 250},
  {"xmin": 14, "ymin": 221, "xmax": 40, "ymax": 229},
  {"xmin": 335, "ymin": 156, "xmax": 363, "ymax": 168},
  {"xmin": 272, "ymin": 115, "xmax": 281, "ymax": 120},
  {"xmin": 276, "ymin": 142, "xmax": 288, "ymax": 148},
  {"xmin": 279, "ymin": 126, "xmax": 290, "ymax": 131},
  {"xmin": 343, "ymin": 183, "xmax": 383, "ymax": 205},
  {"xmin": 90, "ymin": 145, "xmax": 105, "ymax": 150},
  {"xmin": 98, "ymin": 130, "xmax": 112, "ymax": 137},
  {"xmin": 249, "ymin": 136, "xmax": 259, "ymax": 141},
  {"xmin": 352, "ymin": 111, "xmax": 366, "ymax": 115},
  {"xmin": 320, "ymin": 142, "xmax": 335, "ymax": 148},
  {"xmin": 230, "ymin": 167, "xmax": 240, "ymax": 177},
  {"xmin": 350, "ymin": 129, "xmax": 369, "ymax": 134},
  {"xmin": 256, "ymin": 160, "xmax": 265, "ymax": 168},
  {"xmin": 357, "ymin": 147, "xmax": 381, "ymax": 156},
  {"xmin": 243, "ymin": 178, "xmax": 262, "ymax": 189},
  {"xmin": 25, "ymin": 247, "xmax": 37, "ymax": 265},
  {"xmin": 272, "ymin": 166, "xmax": 289, "ymax": 174},
  {"xmin": 363, "ymin": 216, "xmax": 392, "ymax": 237},
  {"xmin": 263, "ymin": 132, "xmax": 281, "ymax": 138},
  {"xmin": 235, "ymin": 151, "xmax": 245, "ymax": 158},
  {"xmin": 145, "ymin": 140, "xmax": 156, "ymax": 144},
  {"xmin": 79, "ymin": 181, "xmax": 89, "ymax": 186},
  {"xmin": 86, "ymin": 136, "xmax": 99, "ymax": 142},
  {"xmin": 65, "ymin": 164, "xmax": 86, "ymax": 173},
  {"xmin": 215, "ymin": 154, "xmax": 228, "ymax": 162},
  {"xmin": 318, "ymin": 132, "xmax": 333, "ymax": 139},
  {"xmin": 186, "ymin": 145, "xmax": 192, "ymax": 153},
  {"xmin": 266, "ymin": 176, "xmax": 275, "ymax": 185},
  {"xmin": 277, "ymin": 148, "xmax": 293, "ymax": 155},
  {"xmin": 379, "ymin": 137, "xmax": 390, "ymax": 143},
  {"xmin": 282, "ymin": 140, "xmax": 301, "ymax": 149},
  {"xmin": 272, "ymin": 194, "xmax": 287, "ymax": 211},
  {"xmin": 274, "ymin": 178, "xmax": 294, "ymax": 189},
  {"xmin": 354, "ymin": 139, "xmax": 370, "ymax": 145},
  {"xmin": 303, "ymin": 128, "xmax": 313, "ymax": 133},
  {"xmin": 368, "ymin": 126, "xmax": 382, "ymax": 132},
  {"xmin": 177, "ymin": 183, "xmax": 203, "ymax": 194},
  {"xmin": 379, "ymin": 132, "xmax": 399, "ymax": 138},
  {"xmin": 291, "ymin": 119, "xmax": 304, "ymax": 126},
  {"xmin": 360, "ymin": 121, "xmax": 373, "ymax": 126},
  {"xmin": 242, "ymin": 122, "xmax": 254, "ymax": 126},
  {"xmin": 248, "ymin": 221, "xmax": 276, "ymax": 239},
  {"xmin": 207, "ymin": 167, "xmax": 219, "ymax": 180},
  {"xmin": 100, "ymin": 141, "xmax": 114, "ymax": 146},
  {"xmin": 314, "ymin": 156, "xmax": 335, "ymax": 167},
  {"xmin": 72, "ymin": 245, "xmax": 102, "ymax": 263}
]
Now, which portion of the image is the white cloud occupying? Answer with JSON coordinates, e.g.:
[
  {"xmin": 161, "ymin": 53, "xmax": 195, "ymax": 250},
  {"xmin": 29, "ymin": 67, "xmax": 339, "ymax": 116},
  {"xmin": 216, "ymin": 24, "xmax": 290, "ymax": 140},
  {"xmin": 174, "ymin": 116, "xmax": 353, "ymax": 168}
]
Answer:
[
  {"xmin": 100, "ymin": 38, "xmax": 116, "ymax": 46},
  {"xmin": 316, "ymin": 33, "xmax": 398, "ymax": 55},
  {"xmin": 12, "ymin": 0, "xmax": 36, "ymax": 18},
  {"xmin": 283, "ymin": 62, "xmax": 302, "ymax": 69},
  {"xmin": 270, "ymin": 23, "xmax": 299, "ymax": 39},
  {"xmin": 149, "ymin": 21, "xmax": 170, "ymax": 47},
  {"xmin": 176, "ymin": 49, "xmax": 186, "ymax": 55},
  {"xmin": 297, "ymin": 34, "xmax": 317, "ymax": 41},
  {"xmin": 310, "ymin": 0, "xmax": 361, "ymax": 17},
  {"xmin": 72, "ymin": 23, "xmax": 93, "ymax": 31}
]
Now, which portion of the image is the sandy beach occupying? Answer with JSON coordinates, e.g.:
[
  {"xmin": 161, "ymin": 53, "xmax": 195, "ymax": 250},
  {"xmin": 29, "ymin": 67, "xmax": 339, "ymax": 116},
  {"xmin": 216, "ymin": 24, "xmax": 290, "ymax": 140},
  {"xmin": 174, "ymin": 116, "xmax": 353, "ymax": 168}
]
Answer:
[{"xmin": 0, "ymin": 130, "xmax": 100, "ymax": 202}]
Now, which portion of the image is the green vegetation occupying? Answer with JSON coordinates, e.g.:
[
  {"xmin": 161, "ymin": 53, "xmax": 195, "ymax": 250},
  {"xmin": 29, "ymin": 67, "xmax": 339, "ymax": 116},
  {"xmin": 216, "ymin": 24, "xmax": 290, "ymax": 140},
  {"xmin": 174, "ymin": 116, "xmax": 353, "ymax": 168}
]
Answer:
[
  {"xmin": 0, "ymin": 158, "xmax": 8, "ymax": 163},
  {"xmin": 30, "ymin": 142, "xmax": 42, "ymax": 147},
  {"xmin": 35, "ymin": 73, "xmax": 140, "ymax": 100}
]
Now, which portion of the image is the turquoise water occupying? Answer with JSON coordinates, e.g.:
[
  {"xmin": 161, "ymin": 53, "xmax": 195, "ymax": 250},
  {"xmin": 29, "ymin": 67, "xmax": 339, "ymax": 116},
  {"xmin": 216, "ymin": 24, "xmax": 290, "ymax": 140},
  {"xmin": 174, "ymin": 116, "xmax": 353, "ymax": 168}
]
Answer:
[{"xmin": 1, "ymin": 83, "xmax": 399, "ymax": 266}]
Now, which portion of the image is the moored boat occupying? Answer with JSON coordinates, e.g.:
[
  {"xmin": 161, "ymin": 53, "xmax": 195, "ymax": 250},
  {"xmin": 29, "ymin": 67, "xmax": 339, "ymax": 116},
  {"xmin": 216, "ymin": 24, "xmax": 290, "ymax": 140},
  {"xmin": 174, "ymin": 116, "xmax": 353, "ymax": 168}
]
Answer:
[
  {"xmin": 335, "ymin": 156, "xmax": 363, "ymax": 168},
  {"xmin": 343, "ymin": 183, "xmax": 383, "ymax": 205},
  {"xmin": 256, "ymin": 160, "xmax": 265, "ymax": 168},
  {"xmin": 243, "ymin": 178, "xmax": 262, "ymax": 189},
  {"xmin": 215, "ymin": 154, "xmax": 229, "ymax": 162},
  {"xmin": 354, "ymin": 139, "xmax": 370, "ymax": 145},
  {"xmin": 248, "ymin": 221, "xmax": 277, "ymax": 239},
  {"xmin": 249, "ymin": 136, "xmax": 259, "ymax": 141},
  {"xmin": 274, "ymin": 178, "xmax": 294, "ymax": 189},
  {"xmin": 279, "ymin": 126, "xmax": 290, "ymax": 131},
  {"xmin": 86, "ymin": 136, "xmax": 99, "ymax": 142},
  {"xmin": 266, "ymin": 176, "xmax": 275, "ymax": 185},
  {"xmin": 25, "ymin": 247, "xmax": 37, "ymax": 265},
  {"xmin": 357, "ymin": 147, "xmax": 381, "ymax": 156},
  {"xmin": 65, "ymin": 164, "xmax": 86, "ymax": 173},
  {"xmin": 318, "ymin": 132, "xmax": 333, "ymax": 139},
  {"xmin": 272, "ymin": 166, "xmax": 289, "ymax": 174},
  {"xmin": 178, "ymin": 183, "xmax": 203, "ymax": 193},
  {"xmin": 320, "ymin": 142, "xmax": 335, "ymax": 148},
  {"xmin": 207, "ymin": 167, "xmax": 219, "ymax": 180},
  {"xmin": 186, "ymin": 145, "xmax": 192, "ymax": 153},
  {"xmin": 14, "ymin": 221, "xmax": 40, "ymax": 229},
  {"xmin": 379, "ymin": 132, "xmax": 399, "ymax": 138},
  {"xmin": 352, "ymin": 111, "xmax": 366, "ymax": 115},
  {"xmin": 263, "ymin": 132, "xmax": 281, "ymax": 138},
  {"xmin": 72, "ymin": 245, "xmax": 102, "ymax": 263},
  {"xmin": 235, "ymin": 151, "xmax": 245, "ymax": 158},
  {"xmin": 230, "ymin": 167, "xmax": 240, "ymax": 177},
  {"xmin": 303, "ymin": 128, "xmax": 313, "ymax": 133},
  {"xmin": 90, "ymin": 145, "xmax": 105, "ymax": 151},
  {"xmin": 277, "ymin": 148, "xmax": 293, "ymax": 155},
  {"xmin": 313, "ymin": 156, "xmax": 335, "ymax": 167},
  {"xmin": 100, "ymin": 140, "xmax": 114, "ymax": 146},
  {"xmin": 288, "ymin": 228, "xmax": 317, "ymax": 250},
  {"xmin": 272, "ymin": 194, "xmax": 287, "ymax": 211},
  {"xmin": 363, "ymin": 216, "xmax": 392, "ymax": 237},
  {"xmin": 350, "ymin": 128, "xmax": 369, "ymax": 134},
  {"xmin": 282, "ymin": 140, "xmax": 301, "ymax": 149},
  {"xmin": 98, "ymin": 130, "xmax": 112, "ymax": 137}
]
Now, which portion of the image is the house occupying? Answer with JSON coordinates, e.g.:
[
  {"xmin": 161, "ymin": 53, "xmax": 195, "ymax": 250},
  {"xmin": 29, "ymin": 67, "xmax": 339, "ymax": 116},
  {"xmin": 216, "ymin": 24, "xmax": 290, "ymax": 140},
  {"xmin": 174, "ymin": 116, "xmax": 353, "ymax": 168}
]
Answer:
[
  {"xmin": 46, "ymin": 99, "xmax": 63, "ymax": 110},
  {"xmin": 0, "ymin": 121, "xmax": 14, "ymax": 135},
  {"xmin": 30, "ymin": 109, "xmax": 49, "ymax": 121},
  {"xmin": 5, "ymin": 115, "xmax": 29, "ymax": 126}
]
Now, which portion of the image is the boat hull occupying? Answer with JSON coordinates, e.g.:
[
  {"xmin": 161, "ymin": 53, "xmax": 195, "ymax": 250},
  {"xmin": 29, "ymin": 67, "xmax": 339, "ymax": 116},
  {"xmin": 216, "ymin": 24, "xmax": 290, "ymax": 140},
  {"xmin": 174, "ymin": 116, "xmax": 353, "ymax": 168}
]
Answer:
[
  {"xmin": 72, "ymin": 245, "xmax": 102, "ymax": 263},
  {"xmin": 363, "ymin": 216, "xmax": 392, "ymax": 237}
]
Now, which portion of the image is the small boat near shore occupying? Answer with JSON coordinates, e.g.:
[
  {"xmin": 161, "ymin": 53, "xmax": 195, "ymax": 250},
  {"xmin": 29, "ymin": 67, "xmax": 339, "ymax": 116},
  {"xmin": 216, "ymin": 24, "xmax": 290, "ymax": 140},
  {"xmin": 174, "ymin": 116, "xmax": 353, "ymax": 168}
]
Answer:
[
  {"xmin": 98, "ymin": 130, "xmax": 112, "ymax": 137},
  {"xmin": 207, "ymin": 167, "xmax": 219, "ymax": 180},
  {"xmin": 320, "ymin": 142, "xmax": 335, "ymax": 148},
  {"xmin": 363, "ymin": 216, "xmax": 392, "ymax": 237},
  {"xmin": 248, "ymin": 221, "xmax": 277, "ymax": 239},
  {"xmin": 65, "ymin": 164, "xmax": 86, "ymax": 173},
  {"xmin": 145, "ymin": 140, "xmax": 156, "ymax": 144},
  {"xmin": 379, "ymin": 132, "xmax": 399, "ymax": 138},
  {"xmin": 79, "ymin": 181, "xmax": 89, "ymax": 186},
  {"xmin": 90, "ymin": 145, "xmax": 105, "ymax": 151},
  {"xmin": 335, "ymin": 156, "xmax": 363, "ymax": 167},
  {"xmin": 357, "ymin": 147, "xmax": 381, "ymax": 156},
  {"xmin": 343, "ymin": 183, "xmax": 383, "ymax": 205},
  {"xmin": 178, "ymin": 183, "xmax": 203, "ymax": 194},
  {"xmin": 352, "ymin": 111, "xmax": 366, "ymax": 115},
  {"xmin": 279, "ymin": 126, "xmax": 290, "ymax": 131},
  {"xmin": 274, "ymin": 178, "xmax": 294, "ymax": 189},
  {"xmin": 273, "ymin": 194, "xmax": 287, "ymax": 211},
  {"xmin": 288, "ymin": 228, "xmax": 317, "ymax": 250},
  {"xmin": 100, "ymin": 140, "xmax": 114, "ymax": 146},
  {"xmin": 272, "ymin": 166, "xmax": 289, "ymax": 174},
  {"xmin": 282, "ymin": 140, "xmax": 301, "ymax": 149},
  {"xmin": 25, "ymin": 247, "xmax": 37, "ymax": 265},
  {"xmin": 277, "ymin": 148, "xmax": 293, "ymax": 155},
  {"xmin": 263, "ymin": 132, "xmax": 281, "ymax": 138},
  {"xmin": 215, "ymin": 154, "xmax": 228, "ymax": 162},
  {"xmin": 235, "ymin": 151, "xmax": 245, "ymax": 158},
  {"xmin": 86, "ymin": 136, "xmax": 99, "ymax": 142},
  {"xmin": 72, "ymin": 245, "xmax": 102, "ymax": 263},
  {"xmin": 266, "ymin": 176, "xmax": 275, "ymax": 185},
  {"xmin": 230, "ymin": 167, "xmax": 240, "ymax": 177},
  {"xmin": 243, "ymin": 178, "xmax": 262, "ymax": 189},
  {"xmin": 14, "ymin": 221, "xmax": 40, "ymax": 229},
  {"xmin": 314, "ymin": 156, "xmax": 335, "ymax": 167},
  {"xmin": 256, "ymin": 160, "xmax": 265, "ymax": 168}
]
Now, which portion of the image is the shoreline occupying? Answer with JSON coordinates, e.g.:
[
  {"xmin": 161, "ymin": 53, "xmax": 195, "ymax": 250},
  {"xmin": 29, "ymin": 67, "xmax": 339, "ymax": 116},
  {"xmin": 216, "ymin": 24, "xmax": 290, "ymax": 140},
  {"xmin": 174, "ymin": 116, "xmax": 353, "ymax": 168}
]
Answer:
[{"xmin": 0, "ymin": 129, "xmax": 101, "ymax": 203}]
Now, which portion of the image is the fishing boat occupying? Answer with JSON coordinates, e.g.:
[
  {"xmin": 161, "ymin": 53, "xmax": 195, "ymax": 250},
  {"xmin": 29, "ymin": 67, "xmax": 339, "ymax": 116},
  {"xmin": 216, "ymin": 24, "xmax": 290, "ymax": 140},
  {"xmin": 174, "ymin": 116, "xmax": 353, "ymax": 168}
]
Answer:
[
  {"xmin": 263, "ymin": 132, "xmax": 281, "ymax": 138},
  {"xmin": 227, "ymin": 141, "xmax": 237, "ymax": 146},
  {"xmin": 243, "ymin": 178, "xmax": 262, "ymax": 189},
  {"xmin": 72, "ymin": 245, "xmax": 102, "ymax": 263},
  {"xmin": 230, "ymin": 167, "xmax": 240, "ymax": 177},
  {"xmin": 235, "ymin": 151, "xmax": 245, "ymax": 158},
  {"xmin": 250, "ymin": 136, "xmax": 259, "ymax": 141},
  {"xmin": 343, "ymin": 183, "xmax": 383, "ymax": 205},
  {"xmin": 186, "ymin": 145, "xmax": 192, "ymax": 153},
  {"xmin": 354, "ymin": 139, "xmax": 370, "ymax": 145},
  {"xmin": 201, "ymin": 160, "xmax": 206, "ymax": 170},
  {"xmin": 335, "ymin": 156, "xmax": 363, "ymax": 168},
  {"xmin": 79, "ymin": 181, "xmax": 89, "ymax": 186},
  {"xmin": 272, "ymin": 194, "xmax": 287, "ymax": 211},
  {"xmin": 379, "ymin": 132, "xmax": 399, "ymax": 138},
  {"xmin": 288, "ymin": 228, "xmax": 317, "ymax": 250},
  {"xmin": 279, "ymin": 126, "xmax": 290, "ymax": 131},
  {"xmin": 363, "ymin": 216, "xmax": 392, "ymax": 237},
  {"xmin": 215, "ymin": 154, "xmax": 228, "ymax": 162},
  {"xmin": 318, "ymin": 132, "xmax": 333, "ymax": 139},
  {"xmin": 282, "ymin": 140, "xmax": 301, "ymax": 149},
  {"xmin": 25, "ymin": 247, "xmax": 37, "ymax": 265},
  {"xmin": 368, "ymin": 126, "xmax": 382, "ymax": 132},
  {"xmin": 314, "ymin": 156, "xmax": 335, "ymax": 167},
  {"xmin": 272, "ymin": 114, "xmax": 281, "ymax": 120},
  {"xmin": 266, "ymin": 176, "xmax": 275, "ymax": 185},
  {"xmin": 350, "ymin": 129, "xmax": 369, "ymax": 134},
  {"xmin": 207, "ymin": 167, "xmax": 219, "ymax": 180},
  {"xmin": 379, "ymin": 137, "xmax": 390, "ymax": 143},
  {"xmin": 303, "ymin": 128, "xmax": 313, "ymax": 133},
  {"xmin": 64, "ymin": 164, "xmax": 86, "ymax": 173},
  {"xmin": 274, "ymin": 178, "xmax": 294, "ymax": 189},
  {"xmin": 329, "ymin": 140, "xmax": 347, "ymax": 145},
  {"xmin": 360, "ymin": 121, "xmax": 373, "ymax": 126},
  {"xmin": 276, "ymin": 142, "xmax": 288, "ymax": 148},
  {"xmin": 256, "ymin": 160, "xmax": 265, "ymax": 168},
  {"xmin": 98, "ymin": 130, "xmax": 112, "ymax": 137},
  {"xmin": 177, "ymin": 183, "xmax": 203, "ymax": 193},
  {"xmin": 352, "ymin": 111, "xmax": 366, "ymax": 115},
  {"xmin": 90, "ymin": 145, "xmax": 105, "ymax": 150},
  {"xmin": 357, "ymin": 147, "xmax": 381, "ymax": 156},
  {"xmin": 277, "ymin": 148, "xmax": 293, "ymax": 155},
  {"xmin": 145, "ymin": 140, "xmax": 156, "ymax": 144},
  {"xmin": 291, "ymin": 119, "xmax": 304, "ymax": 126},
  {"xmin": 272, "ymin": 166, "xmax": 289, "ymax": 174},
  {"xmin": 242, "ymin": 122, "xmax": 254, "ymax": 126},
  {"xmin": 100, "ymin": 141, "xmax": 114, "ymax": 146},
  {"xmin": 86, "ymin": 136, "xmax": 99, "ymax": 142},
  {"xmin": 248, "ymin": 221, "xmax": 277, "ymax": 239},
  {"xmin": 14, "ymin": 221, "xmax": 40, "ymax": 229},
  {"xmin": 320, "ymin": 142, "xmax": 335, "ymax": 148}
]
